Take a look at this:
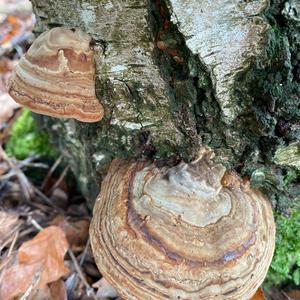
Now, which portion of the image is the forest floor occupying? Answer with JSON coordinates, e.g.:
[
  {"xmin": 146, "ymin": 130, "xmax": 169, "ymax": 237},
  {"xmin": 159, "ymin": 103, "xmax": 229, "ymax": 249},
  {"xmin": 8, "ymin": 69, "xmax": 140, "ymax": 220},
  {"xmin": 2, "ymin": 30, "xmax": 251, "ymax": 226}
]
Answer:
[
  {"xmin": 0, "ymin": 0, "xmax": 299, "ymax": 300},
  {"xmin": 0, "ymin": 1, "xmax": 121, "ymax": 299}
]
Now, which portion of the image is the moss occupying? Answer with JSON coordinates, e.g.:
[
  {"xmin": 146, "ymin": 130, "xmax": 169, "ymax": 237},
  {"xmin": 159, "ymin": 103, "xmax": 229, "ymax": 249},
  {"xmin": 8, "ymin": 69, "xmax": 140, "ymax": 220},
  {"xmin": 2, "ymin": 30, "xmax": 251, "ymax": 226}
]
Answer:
[
  {"xmin": 5, "ymin": 109, "xmax": 57, "ymax": 159},
  {"xmin": 265, "ymin": 198, "xmax": 300, "ymax": 287},
  {"xmin": 264, "ymin": 162, "xmax": 300, "ymax": 286}
]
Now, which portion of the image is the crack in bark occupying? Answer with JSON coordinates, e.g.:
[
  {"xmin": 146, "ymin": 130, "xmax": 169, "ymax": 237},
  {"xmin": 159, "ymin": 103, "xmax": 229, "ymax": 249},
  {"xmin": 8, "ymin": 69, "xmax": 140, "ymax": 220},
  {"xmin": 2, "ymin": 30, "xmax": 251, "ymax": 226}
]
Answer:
[{"xmin": 149, "ymin": 0, "xmax": 226, "ymax": 160}]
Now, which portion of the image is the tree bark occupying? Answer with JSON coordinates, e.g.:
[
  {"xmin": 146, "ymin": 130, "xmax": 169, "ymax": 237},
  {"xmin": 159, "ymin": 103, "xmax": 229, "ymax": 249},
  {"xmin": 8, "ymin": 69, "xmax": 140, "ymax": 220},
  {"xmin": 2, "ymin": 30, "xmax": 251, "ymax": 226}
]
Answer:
[{"xmin": 31, "ymin": 0, "xmax": 299, "ymax": 210}]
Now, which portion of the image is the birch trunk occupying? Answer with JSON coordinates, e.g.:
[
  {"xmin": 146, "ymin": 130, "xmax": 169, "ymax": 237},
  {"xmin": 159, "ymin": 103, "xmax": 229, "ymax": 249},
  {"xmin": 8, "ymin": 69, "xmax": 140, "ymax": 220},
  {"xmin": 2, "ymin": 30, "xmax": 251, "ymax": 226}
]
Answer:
[{"xmin": 31, "ymin": 0, "xmax": 299, "ymax": 209}]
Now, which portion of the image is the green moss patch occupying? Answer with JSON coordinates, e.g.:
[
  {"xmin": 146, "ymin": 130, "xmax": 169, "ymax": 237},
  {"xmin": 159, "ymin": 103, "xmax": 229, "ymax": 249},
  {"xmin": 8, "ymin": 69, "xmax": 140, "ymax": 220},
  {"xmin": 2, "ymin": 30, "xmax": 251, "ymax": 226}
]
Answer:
[
  {"xmin": 5, "ymin": 109, "xmax": 57, "ymax": 159},
  {"xmin": 266, "ymin": 198, "xmax": 300, "ymax": 286}
]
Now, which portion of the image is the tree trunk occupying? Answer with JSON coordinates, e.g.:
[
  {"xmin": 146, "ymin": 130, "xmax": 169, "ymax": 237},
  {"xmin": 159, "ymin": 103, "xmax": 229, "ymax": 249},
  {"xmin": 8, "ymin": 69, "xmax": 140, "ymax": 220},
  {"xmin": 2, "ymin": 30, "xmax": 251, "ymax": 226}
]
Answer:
[{"xmin": 31, "ymin": 0, "xmax": 299, "ymax": 210}]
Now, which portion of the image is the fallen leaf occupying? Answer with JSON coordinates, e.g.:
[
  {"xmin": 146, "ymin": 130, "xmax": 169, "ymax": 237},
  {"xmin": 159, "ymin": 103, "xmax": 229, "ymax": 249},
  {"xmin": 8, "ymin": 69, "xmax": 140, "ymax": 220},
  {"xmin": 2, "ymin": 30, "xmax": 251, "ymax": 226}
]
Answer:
[
  {"xmin": 0, "ymin": 57, "xmax": 21, "ymax": 141},
  {"xmin": 0, "ymin": 57, "xmax": 17, "ymax": 91},
  {"xmin": 51, "ymin": 215, "xmax": 89, "ymax": 251},
  {"xmin": 27, "ymin": 284, "xmax": 52, "ymax": 300},
  {"xmin": 0, "ymin": 91, "xmax": 20, "ymax": 125},
  {"xmin": 0, "ymin": 261, "xmax": 41, "ymax": 300},
  {"xmin": 0, "ymin": 10, "xmax": 34, "ymax": 55},
  {"xmin": 26, "ymin": 280, "xmax": 67, "ymax": 300},
  {"xmin": 0, "ymin": 161, "xmax": 9, "ymax": 175},
  {"xmin": 251, "ymin": 287, "xmax": 266, "ymax": 300},
  {"xmin": 93, "ymin": 277, "xmax": 118, "ymax": 299},
  {"xmin": 18, "ymin": 226, "xmax": 69, "ymax": 287},
  {"xmin": 0, "ymin": 226, "xmax": 69, "ymax": 300},
  {"xmin": 0, "ymin": 1, "xmax": 32, "ymax": 18},
  {"xmin": 0, "ymin": 211, "xmax": 19, "ymax": 242},
  {"xmin": 49, "ymin": 279, "xmax": 67, "ymax": 300}
]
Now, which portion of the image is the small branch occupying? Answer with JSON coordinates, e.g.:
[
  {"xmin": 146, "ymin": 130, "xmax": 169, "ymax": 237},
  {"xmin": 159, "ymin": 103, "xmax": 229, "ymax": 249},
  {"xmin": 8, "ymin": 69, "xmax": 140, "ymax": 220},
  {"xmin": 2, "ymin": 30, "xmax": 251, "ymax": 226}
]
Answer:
[
  {"xmin": 41, "ymin": 153, "xmax": 64, "ymax": 191},
  {"xmin": 48, "ymin": 165, "xmax": 70, "ymax": 196}
]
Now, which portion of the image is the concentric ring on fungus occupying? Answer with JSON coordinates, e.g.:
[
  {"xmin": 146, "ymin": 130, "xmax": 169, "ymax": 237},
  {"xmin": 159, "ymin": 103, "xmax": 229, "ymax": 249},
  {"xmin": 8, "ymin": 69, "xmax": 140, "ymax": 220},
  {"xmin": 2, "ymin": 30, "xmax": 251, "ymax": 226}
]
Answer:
[
  {"xmin": 90, "ymin": 147, "xmax": 275, "ymax": 300},
  {"xmin": 8, "ymin": 27, "xmax": 103, "ymax": 122}
]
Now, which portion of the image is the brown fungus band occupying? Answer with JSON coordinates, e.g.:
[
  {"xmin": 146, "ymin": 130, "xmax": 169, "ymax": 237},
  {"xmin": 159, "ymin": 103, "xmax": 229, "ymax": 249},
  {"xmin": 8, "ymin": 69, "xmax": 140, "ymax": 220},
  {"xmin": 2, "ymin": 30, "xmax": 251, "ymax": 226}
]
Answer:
[
  {"xmin": 8, "ymin": 27, "xmax": 103, "ymax": 122},
  {"xmin": 90, "ymin": 147, "xmax": 275, "ymax": 300}
]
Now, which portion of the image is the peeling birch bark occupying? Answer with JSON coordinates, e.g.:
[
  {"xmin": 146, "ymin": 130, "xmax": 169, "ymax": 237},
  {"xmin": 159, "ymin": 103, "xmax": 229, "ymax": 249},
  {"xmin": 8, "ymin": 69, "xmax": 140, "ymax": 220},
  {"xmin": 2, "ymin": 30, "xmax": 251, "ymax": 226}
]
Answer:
[{"xmin": 167, "ymin": 0, "xmax": 269, "ymax": 123}]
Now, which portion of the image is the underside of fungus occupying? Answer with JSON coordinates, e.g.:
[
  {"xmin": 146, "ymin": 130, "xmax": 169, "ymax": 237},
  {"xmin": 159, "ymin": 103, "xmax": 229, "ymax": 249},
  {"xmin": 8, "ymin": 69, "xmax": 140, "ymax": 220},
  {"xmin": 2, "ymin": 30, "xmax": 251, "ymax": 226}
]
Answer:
[
  {"xmin": 8, "ymin": 27, "xmax": 103, "ymax": 122},
  {"xmin": 90, "ymin": 147, "xmax": 275, "ymax": 300}
]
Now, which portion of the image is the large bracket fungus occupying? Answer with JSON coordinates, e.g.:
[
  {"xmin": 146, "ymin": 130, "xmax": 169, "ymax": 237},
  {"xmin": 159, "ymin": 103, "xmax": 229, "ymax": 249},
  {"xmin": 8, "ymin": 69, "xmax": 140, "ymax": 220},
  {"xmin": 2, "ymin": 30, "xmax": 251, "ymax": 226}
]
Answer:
[
  {"xmin": 90, "ymin": 147, "xmax": 275, "ymax": 300},
  {"xmin": 8, "ymin": 27, "xmax": 103, "ymax": 122}
]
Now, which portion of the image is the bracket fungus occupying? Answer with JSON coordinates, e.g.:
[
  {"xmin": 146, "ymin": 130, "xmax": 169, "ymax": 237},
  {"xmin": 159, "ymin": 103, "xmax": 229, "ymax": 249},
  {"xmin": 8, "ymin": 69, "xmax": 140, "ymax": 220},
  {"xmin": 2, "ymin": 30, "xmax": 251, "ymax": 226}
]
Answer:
[
  {"xmin": 8, "ymin": 27, "xmax": 103, "ymax": 122},
  {"xmin": 90, "ymin": 147, "xmax": 275, "ymax": 300}
]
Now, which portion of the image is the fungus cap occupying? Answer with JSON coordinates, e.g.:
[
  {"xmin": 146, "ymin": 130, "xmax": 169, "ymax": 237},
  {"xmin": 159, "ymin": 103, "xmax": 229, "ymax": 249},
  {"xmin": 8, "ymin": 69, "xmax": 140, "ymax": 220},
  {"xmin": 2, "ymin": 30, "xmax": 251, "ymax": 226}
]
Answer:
[
  {"xmin": 90, "ymin": 148, "xmax": 275, "ymax": 300},
  {"xmin": 8, "ymin": 27, "xmax": 103, "ymax": 122}
]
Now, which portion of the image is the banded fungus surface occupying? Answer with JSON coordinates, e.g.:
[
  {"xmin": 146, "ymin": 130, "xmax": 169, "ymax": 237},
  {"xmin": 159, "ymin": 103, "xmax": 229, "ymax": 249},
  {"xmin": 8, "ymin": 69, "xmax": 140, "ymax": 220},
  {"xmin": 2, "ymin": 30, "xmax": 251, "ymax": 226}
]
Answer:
[
  {"xmin": 90, "ymin": 148, "xmax": 275, "ymax": 300},
  {"xmin": 8, "ymin": 27, "xmax": 103, "ymax": 122}
]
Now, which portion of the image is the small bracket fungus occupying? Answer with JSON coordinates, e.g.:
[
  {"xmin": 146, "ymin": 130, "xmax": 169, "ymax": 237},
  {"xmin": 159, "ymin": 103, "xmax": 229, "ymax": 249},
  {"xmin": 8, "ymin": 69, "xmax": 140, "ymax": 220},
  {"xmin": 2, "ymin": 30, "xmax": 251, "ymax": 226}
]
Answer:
[
  {"xmin": 8, "ymin": 27, "xmax": 103, "ymax": 122},
  {"xmin": 90, "ymin": 148, "xmax": 275, "ymax": 300}
]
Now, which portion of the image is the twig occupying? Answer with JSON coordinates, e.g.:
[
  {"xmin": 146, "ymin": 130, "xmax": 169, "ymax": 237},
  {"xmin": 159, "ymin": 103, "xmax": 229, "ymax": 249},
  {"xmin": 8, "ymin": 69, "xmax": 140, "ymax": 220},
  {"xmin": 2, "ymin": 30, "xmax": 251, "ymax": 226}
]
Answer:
[
  {"xmin": 41, "ymin": 153, "xmax": 64, "ymax": 191},
  {"xmin": 0, "ymin": 146, "xmax": 34, "ymax": 202},
  {"xmin": 68, "ymin": 248, "xmax": 97, "ymax": 300},
  {"xmin": 15, "ymin": 171, "xmax": 34, "ymax": 201},
  {"xmin": 16, "ymin": 155, "xmax": 48, "ymax": 170},
  {"xmin": 48, "ymin": 165, "xmax": 70, "ymax": 196},
  {"xmin": 33, "ymin": 186, "xmax": 65, "ymax": 214},
  {"xmin": 0, "ymin": 254, "xmax": 13, "ymax": 274},
  {"xmin": 7, "ymin": 229, "xmax": 19, "ymax": 257},
  {"xmin": 282, "ymin": 291, "xmax": 292, "ymax": 300},
  {"xmin": 0, "ymin": 223, "xmax": 22, "ymax": 253},
  {"xmin": 28, "ymin": 217, "xmax": 43, "ymax": 231},
  {"xmin": 0, "ymin": 147, "xmax": 65, "ymax": 213},
  {"xmin": 79, "ymin": 238, "xmax": 90, "ymax": 266},
  {"xmin": 19, "ymin": 270, "xmax": 42, "ymax": 300},
  {"xmin": 0, "ymin": 230, "xmax": 19, "ymax": 283}
]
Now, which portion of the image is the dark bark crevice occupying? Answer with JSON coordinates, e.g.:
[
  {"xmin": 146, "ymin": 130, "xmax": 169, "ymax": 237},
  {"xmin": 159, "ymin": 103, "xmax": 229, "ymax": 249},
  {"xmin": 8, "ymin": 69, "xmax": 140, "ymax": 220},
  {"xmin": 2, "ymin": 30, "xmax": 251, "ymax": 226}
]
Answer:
[{"xmin": 149, "ymin": 0, "xmax": 227, "ymax": 162}]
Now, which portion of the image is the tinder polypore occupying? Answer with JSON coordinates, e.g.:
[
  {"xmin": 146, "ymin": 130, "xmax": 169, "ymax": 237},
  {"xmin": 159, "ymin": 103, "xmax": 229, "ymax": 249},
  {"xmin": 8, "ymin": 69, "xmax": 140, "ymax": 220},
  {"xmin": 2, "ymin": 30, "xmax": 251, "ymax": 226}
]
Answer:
[
  {"xmin": 8, "ymin": 27, "xmax": 103, "ymax": 122},
  {"xmin": 90, "ymin": 147, "xmax": 275, "ymax": 300}
]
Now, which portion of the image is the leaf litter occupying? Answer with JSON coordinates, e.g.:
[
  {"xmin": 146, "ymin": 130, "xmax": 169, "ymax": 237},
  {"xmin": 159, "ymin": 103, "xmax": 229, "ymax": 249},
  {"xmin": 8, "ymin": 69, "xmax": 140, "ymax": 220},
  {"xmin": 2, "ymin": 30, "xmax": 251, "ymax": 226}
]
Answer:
[
  {"xmin": 0, "ymin": 226, "xmax": 69, "ymax": 299},
  {"xmin": 0, "ymin": 0, "xmax": 298, "ymax": 300},
  {"xmin": 0, "ymin": 20, "xmax": 117, "ymax": 295}
]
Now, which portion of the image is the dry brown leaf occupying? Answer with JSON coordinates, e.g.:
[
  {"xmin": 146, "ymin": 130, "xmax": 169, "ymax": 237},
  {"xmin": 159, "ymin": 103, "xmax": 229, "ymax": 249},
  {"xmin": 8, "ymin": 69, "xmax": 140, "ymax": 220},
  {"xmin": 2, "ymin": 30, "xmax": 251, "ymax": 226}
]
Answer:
[
  {"xmin": 93, "ymin": 277, "xmax": 118, "ymax": 299},
  {"xmin": 0, "ymin": 57, "xmax": 17, "ymax": 92},
  {"xmin": 0, "ymin": 161, "xmax": 9, "ymax": 175},
  {"xmin": 51, "ymin": 215, "xmax": 89, "ymax": 251},
  {"xmin": 0, "ymin": 57, "xmax": 20, "ymax": 142},
  {"xmin": 0, "ymin": 226, "xmax": 69, "ymax": 300},
  {"xmin": 0, "ymin": 93, "xmax": 20, "ymax": 125},
  {"xmin": 0, "ymin": 0, "xmax": 32, "ymax": 19},
  {"xmin": 49, "ymin": 279, "xmax": 67, "ymax": 300},
  {"xmin": 24, "ymin": 279, "xmax": 67, "ymax": 300},
  {"xmin": 27, "ymin": 285, "xmax": 53, "ymax": 300},
  {"xmin": 251, "ymin": 287, "xmax": 266, "ymax": 300},
  {"xmin": 0, "ymin": 261, "xmax": 41, "ymax": 300},
  {"xmin": 18, "ymin": 226, "xmax": 69, "ymax": 287},
  {"xmin": 0, "ymin": 211, "xmax": 19, "ymax": 242}
]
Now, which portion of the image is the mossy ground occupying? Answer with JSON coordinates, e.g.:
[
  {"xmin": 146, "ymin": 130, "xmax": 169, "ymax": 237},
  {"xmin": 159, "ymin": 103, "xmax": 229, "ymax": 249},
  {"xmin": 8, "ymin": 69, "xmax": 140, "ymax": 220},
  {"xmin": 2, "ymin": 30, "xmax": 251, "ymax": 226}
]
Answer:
[
  {"xmin": 266, "ymin": 198, "xmax": 300, "ymax": 287},
  {"xmin": 5, "ymin": 109, "xmax": 57, "ymax": 159},
  {"xmin": 265, "ymin": 169, "xmax": 300, "ymax": 287}
]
